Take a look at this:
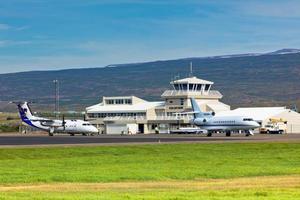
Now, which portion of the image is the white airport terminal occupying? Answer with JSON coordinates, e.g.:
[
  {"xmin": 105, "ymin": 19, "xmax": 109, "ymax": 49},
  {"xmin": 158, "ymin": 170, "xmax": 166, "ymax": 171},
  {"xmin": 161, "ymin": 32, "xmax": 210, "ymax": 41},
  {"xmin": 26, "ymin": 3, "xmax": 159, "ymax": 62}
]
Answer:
[{"xmin": 86, "ymin": 75, "xmax": 300, "ymax": 134}]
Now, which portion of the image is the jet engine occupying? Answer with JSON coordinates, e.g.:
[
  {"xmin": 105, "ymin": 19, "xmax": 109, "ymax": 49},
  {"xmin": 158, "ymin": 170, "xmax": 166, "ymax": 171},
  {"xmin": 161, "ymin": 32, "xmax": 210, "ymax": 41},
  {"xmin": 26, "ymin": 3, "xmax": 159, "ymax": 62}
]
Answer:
[{"xmin": 191, "ymin": 118, "xmax": 208, "ymax": 126}]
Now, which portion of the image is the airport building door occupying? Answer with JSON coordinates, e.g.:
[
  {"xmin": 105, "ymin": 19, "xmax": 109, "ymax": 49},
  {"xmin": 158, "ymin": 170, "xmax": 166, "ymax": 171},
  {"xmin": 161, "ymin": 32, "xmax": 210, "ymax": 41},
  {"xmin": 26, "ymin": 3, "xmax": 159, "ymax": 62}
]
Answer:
[{"xmin": 138, "ymin": 124, "xmax": 144, "ymax": 134}]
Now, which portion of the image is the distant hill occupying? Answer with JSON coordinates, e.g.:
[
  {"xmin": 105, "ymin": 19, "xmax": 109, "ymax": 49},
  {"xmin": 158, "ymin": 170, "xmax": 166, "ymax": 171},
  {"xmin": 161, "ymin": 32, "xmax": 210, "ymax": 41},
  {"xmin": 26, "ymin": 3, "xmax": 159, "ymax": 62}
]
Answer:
[{"xmin": 1, "ymin": 49, "xmax": 300, "ymax": 111}]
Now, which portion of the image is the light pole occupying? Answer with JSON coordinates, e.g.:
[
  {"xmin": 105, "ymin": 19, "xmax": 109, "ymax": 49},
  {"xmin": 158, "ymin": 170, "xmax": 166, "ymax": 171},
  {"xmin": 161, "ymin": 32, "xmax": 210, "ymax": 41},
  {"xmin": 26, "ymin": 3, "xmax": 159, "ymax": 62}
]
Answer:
[{"xmin": 53, "ymin": 80, "xmax": 59, "ymax": 119}]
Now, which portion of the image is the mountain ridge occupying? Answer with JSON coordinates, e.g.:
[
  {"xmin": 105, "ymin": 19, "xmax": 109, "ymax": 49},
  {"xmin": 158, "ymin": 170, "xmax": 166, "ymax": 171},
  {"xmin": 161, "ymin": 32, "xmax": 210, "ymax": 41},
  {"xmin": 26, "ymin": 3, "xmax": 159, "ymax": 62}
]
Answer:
[
  {"xmin": 1, "ymin": 48, "xmax": 300, "ymax": 75},
  {"xmin": 0, "ymin": 49, "xmax": 300, "ymax": 111}
]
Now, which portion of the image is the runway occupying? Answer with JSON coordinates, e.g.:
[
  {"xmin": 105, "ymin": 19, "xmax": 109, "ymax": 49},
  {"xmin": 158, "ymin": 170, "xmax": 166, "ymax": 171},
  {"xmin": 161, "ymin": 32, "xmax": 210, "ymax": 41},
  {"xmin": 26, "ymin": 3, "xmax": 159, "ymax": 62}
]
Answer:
[{"xmin": 0, "ymin": 134, "xmax": 299, "ymax": 147}]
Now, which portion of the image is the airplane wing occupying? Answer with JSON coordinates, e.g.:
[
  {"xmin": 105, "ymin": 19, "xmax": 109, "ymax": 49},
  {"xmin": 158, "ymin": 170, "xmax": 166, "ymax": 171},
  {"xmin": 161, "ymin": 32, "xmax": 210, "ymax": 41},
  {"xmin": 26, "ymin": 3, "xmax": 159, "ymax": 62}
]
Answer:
[
  {"xmin": 32, "ymin": 119, "xmax": 63, "ymax": 127},
  {"xmin": 175, "ymin": 111, "xmax": 214, "ymax": 116},
  {"xmin": 31, "ymin": 119, "xmax": 54, "ymax": 123}
]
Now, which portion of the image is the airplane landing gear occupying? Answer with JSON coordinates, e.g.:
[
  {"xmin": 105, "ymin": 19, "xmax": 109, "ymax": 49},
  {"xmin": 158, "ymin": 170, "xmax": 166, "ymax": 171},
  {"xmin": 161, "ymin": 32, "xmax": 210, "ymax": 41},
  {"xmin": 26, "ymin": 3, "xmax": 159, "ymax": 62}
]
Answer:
[
  {"xmin": 245, "ymin": 130, "xmax": 254, "ymax": 137},
  {"xmin": 49, "ymin": 128, "xmax": 54, "ymax": 136},
  {"xmin": 207, "ymin": 132, "xmax": 212, "ymax": 137}
]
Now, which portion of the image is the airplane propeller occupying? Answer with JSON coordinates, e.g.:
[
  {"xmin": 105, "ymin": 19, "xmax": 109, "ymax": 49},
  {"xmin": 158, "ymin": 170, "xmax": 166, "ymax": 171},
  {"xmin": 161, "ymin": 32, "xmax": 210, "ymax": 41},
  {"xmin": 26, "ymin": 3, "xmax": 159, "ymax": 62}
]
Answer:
[{"xmin": 62, "ymin": 115, "xmax": 66, "ymax": 130}]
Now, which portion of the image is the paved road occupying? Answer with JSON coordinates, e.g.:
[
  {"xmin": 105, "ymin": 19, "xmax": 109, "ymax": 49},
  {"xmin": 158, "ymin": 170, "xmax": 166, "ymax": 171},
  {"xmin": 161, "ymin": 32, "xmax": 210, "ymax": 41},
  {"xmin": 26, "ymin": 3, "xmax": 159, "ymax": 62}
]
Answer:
[{"xmin": 0, "ymin": 134, "xmax": 299, "ymax": 146}]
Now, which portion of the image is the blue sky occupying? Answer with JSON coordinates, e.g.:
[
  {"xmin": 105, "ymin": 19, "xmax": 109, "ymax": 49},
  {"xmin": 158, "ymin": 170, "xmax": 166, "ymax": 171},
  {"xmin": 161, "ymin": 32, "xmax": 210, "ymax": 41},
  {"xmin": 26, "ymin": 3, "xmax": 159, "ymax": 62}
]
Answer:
[{"xmin": 0, "ymin": 0, "xmax": 300, "ymax": 73}]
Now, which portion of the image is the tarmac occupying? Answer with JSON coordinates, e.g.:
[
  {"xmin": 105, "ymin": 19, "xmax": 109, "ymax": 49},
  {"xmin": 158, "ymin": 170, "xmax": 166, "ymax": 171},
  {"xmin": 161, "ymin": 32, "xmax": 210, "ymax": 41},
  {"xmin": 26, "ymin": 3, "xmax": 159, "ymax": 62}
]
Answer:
[{"xmin": 0, "ymin": 133, "xmax": 299, "ymax": 147}]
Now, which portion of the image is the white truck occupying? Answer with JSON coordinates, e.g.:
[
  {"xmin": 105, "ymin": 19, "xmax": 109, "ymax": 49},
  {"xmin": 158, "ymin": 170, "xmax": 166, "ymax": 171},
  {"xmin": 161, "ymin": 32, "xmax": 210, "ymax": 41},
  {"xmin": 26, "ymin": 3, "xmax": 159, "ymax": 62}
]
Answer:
[{"xmin": 260, "ymin": 118, "xmax": 287, "ymax": 134}]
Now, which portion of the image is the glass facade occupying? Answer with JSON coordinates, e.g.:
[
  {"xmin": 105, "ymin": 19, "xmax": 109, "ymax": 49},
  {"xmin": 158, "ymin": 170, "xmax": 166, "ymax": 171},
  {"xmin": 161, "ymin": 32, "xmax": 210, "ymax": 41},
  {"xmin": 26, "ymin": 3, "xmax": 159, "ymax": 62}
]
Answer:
[{"xmin": 173, "ymin": 83, "xmax": 209, "ymax": 92}]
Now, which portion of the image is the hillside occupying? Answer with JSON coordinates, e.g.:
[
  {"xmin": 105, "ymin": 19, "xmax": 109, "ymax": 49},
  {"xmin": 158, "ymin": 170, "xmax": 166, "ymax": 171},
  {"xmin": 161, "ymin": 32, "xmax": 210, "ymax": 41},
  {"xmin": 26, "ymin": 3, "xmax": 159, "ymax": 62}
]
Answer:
[{"xmin": 1, "ymin": 50, "xmax": 300, "ymax": 111}]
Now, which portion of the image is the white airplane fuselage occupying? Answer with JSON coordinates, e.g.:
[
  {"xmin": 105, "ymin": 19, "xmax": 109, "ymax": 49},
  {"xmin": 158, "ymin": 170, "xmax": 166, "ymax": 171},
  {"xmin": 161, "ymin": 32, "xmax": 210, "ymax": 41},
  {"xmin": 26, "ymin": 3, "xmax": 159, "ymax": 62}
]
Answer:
[{"xmin": 191, "ymin": 116, "xmax": 260, "ymax": 131}]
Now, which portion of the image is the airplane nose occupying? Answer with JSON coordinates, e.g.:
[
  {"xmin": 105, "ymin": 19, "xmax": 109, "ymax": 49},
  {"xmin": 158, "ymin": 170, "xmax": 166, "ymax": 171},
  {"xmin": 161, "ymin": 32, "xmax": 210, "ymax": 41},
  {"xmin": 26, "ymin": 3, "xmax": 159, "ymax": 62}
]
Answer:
[
  {"xmin": 92, "ymin": 127, "xmax": 99, "ymax": 133},
  {"xmin": 253, "ymin": 121, "xmax": 260, "ymax": 128}
]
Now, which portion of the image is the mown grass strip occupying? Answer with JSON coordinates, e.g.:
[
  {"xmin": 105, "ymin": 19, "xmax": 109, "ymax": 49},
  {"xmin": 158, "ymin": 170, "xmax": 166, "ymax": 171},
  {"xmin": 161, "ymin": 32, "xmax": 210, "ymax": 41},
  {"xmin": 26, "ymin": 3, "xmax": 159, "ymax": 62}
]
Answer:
[{"xmin": 0, "ymin": 143, "xmax": 299, "ymax": 184}]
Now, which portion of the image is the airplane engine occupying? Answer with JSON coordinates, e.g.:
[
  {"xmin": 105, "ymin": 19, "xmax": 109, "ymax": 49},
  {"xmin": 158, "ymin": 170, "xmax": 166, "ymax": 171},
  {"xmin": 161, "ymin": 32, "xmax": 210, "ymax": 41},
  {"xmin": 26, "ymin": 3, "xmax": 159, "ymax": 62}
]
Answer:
[
  {"xmin": 202, "ymin": 111, "xmax": 215, "ymax": 118},
  {"xmin": 193, "ymin": 118, "xmax": 207, "ymax": 126}
]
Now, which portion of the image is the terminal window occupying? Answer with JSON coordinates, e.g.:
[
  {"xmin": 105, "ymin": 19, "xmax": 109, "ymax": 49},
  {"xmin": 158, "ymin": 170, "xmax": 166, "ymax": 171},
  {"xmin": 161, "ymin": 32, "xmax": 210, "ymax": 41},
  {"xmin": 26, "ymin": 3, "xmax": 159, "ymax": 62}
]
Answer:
[
  {"xmin": 124, "ymin": 99, "xmax": 132, "ymax": 104},
  {"xmin": 115, "ymin": 99, "xmax": 124, "ymax": 104},
  {"xmin": 90, "ymin": 112, "xmax": 146, "ymax": 118},
  {"xmin": 106, "ymin": 100, "xmax": 114, "ymax": 104}
]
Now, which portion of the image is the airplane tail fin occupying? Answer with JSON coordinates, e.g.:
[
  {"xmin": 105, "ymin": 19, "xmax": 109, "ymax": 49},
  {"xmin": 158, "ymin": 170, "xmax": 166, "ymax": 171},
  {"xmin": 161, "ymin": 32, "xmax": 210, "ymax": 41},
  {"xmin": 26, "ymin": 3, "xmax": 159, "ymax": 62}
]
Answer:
[
  {"xmin": 190, "ymin": 98, "xmax": 203, "ymax": 119},
  {"xmin": 12, "ymin": 101, "xmax": 34, "ymax": 122}
]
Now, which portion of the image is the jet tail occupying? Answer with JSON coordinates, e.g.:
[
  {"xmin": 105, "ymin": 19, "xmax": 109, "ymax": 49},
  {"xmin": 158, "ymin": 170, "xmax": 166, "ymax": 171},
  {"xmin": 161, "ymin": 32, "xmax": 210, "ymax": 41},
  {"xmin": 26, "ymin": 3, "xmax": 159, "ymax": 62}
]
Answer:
[
  {"xmin": 190, "ymin": 98, "xmax": 204, "ymax": 119},
  {"xmin": 11, "ymin": 101, "xmax": 34, "ymax": 122}
]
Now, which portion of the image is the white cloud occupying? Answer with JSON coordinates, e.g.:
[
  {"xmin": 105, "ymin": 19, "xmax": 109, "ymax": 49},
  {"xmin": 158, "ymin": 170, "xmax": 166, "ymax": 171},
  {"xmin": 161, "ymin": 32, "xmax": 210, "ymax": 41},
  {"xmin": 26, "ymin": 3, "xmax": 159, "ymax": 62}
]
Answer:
[
  {"xmin": 0, "ymin": 23, "xmax": 11, "ymax": 30},
  {"xmin": 240, "ymin": 1, "xmax": 300, "ymax": 18},
  {"xmin": 0, "ymin": 40, "xmax": 32, "ymax": 47},
  {"xmin": 0, "ymin": 23, "xmax": 29, "ymax": 31},
  {"xmin": 15, "ymin": 26, "xmax": 30, "ymax": 31}
]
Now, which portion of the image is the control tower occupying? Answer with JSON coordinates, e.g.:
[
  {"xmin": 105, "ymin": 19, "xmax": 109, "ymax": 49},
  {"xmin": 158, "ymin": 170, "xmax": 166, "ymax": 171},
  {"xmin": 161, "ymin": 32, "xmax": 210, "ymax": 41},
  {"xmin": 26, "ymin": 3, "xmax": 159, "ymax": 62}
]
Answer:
[{"xmin": 161, "ymin": 76, "xmax": 230, "ymax": 114}]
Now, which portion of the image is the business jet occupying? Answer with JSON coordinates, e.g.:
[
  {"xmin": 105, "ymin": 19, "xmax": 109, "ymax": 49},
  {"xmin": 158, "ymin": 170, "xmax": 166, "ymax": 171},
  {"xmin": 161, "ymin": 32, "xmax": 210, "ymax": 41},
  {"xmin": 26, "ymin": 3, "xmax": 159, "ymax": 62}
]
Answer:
[
  {"xmin": 13, "ymin": 101, "xmax": 99, "ymax": 136},
  {"xmin": 189, "ymin": 98, "xmax": 260, "ymax": 137}
]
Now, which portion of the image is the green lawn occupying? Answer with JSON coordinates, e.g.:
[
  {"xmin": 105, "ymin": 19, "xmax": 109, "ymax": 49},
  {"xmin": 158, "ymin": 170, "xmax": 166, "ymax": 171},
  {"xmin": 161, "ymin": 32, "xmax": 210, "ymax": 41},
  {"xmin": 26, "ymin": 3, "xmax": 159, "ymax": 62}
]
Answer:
[
  {"xmin": 0, "ymin": 113, "xmax": 20, "ymax": 133},
  {"xmin": 1, "ymin": 142, "xmax": 300, "ymax": 199},
  {"xmin": 0, "ymin": 143, "xmax": 300, "ymax": 184}
]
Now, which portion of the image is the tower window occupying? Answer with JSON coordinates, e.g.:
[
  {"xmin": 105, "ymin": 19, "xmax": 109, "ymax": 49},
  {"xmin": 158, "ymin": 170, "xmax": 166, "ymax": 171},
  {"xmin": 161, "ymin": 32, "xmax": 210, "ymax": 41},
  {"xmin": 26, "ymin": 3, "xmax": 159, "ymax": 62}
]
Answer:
[
  {"xmin": 205, "ymin": 84, "xmax": 210, "ymax": 91},
  {"xmin": 174, "ymin": 84, "xmax": 179, "ymax": 90},
  {"xmin": 197, "ymin": 84, "xmax": 202, "ymax": 91}
]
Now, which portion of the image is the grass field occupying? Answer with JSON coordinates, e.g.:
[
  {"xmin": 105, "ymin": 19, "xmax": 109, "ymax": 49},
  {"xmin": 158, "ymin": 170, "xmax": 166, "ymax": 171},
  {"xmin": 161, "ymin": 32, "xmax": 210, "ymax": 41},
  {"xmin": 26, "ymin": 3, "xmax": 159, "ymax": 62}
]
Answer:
[
  {"xmin": 0, "ymin": 142, "xmax": 300, "ymax": 199},
  {"xmin": 0, "ymin": 113, "xmax": 20, "ymax": 133}
]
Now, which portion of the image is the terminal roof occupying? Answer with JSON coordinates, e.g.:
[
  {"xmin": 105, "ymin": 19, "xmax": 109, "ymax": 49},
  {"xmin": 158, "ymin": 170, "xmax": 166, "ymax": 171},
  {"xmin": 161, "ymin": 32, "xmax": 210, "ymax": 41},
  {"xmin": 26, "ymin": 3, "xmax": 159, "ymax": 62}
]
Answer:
[
  {"xmin": 86, "ymin": 101, "xmax": 165, "ymax": 113},
  {"xmin": 217, "ymin": 107, "xmax": 286, "ymax": 121}
]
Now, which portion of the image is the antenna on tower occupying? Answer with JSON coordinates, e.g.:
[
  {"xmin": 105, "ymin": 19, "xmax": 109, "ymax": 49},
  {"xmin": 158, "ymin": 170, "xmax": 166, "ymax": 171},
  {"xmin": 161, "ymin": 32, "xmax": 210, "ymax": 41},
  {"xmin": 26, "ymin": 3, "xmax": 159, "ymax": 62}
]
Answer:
[
  {"xmin": 53, "ymin": 79, "xmax": 60, "ymax": 119},
  {"xmin": 189, "ymin": 62, "xmax": 193, "ymax": 77}
]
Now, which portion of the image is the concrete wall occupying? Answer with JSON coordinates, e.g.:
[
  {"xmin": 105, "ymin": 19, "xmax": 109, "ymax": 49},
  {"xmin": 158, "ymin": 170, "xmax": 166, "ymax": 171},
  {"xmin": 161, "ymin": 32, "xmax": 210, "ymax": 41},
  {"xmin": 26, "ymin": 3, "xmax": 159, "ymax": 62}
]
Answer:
[{"xmin": 106, "ymin": 123, "xmax": 139, "ymax": 135}]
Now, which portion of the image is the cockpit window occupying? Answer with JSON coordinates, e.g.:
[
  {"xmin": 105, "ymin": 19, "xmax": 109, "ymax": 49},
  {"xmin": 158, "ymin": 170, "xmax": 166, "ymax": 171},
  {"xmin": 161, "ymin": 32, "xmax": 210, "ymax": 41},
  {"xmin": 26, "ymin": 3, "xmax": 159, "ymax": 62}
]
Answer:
[{"xmin": 243, "ymin": 118, "xmax": 253, "ymax": 121}]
